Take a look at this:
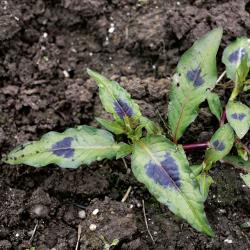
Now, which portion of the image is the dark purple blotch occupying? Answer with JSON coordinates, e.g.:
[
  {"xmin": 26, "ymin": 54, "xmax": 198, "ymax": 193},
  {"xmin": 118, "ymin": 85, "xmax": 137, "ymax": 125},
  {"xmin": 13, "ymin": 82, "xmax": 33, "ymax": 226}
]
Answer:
[
  {"xmin": 51, "ymin": 137, "xmax": 74, "ymax": 158},
  {"xmin": 113, "ymin": 99, "xmax": 133, "ymax": 119},
  {"xmin": 228, "ymin": 48, "xmax": 246, "ymax": 63},
  {"xmin": 145, "ymin": 153, "xmax": 181, "ymax": 189},
  {"xmin": 186, "ymin": 67, "xmax": 204, "ymax": 87},
  {"xmin": 212, "ymin": 140, "xmax": 225, "ymax": 151},
  {"xmin": 231, "ymin": 112, "xmax": 246, "ymax": 121}
]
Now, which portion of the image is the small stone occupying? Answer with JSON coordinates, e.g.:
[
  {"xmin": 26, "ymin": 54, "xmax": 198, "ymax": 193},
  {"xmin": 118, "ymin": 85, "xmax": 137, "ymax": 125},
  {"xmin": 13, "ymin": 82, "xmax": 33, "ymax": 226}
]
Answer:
[
  {"xmin": 78, "ymin": 210, "xmax": 86, "ymax": 219},
  {"xmin": 89, "ymin": 224, "xmax": 97, "ymax": 231},
  {"xmin": 30, "ymin": 204, "xmax": 49, "ymax": 218},
  {"xmin": 92, "ymin": 209, "xmax": 99, "ymax": 215},
  {"xmin": 224, "ymin": 238, "xmax": 233, "ymax": 244}
]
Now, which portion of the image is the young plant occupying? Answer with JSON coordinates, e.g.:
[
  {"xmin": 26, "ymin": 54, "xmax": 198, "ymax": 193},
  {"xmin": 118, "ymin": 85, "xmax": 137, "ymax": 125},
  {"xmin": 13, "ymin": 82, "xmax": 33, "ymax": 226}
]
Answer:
[{"xmin": 3, "ymin": 28, "xmax": 250, "ymax": 236}]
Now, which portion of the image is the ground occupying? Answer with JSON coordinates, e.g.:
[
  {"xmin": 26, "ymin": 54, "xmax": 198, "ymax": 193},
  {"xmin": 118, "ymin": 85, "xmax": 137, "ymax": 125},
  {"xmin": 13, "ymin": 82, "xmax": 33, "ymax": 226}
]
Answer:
[{"xmin": 0, "ymin": 0, "xmax": 250, "ymax": 249}]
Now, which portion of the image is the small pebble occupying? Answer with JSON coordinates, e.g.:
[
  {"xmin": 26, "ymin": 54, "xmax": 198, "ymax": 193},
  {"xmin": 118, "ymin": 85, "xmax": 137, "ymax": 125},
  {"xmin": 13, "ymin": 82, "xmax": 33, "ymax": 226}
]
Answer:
[
  {"xmin": 78, "ymin": 210, "xmax": 86, "ymax": 219},
  {"xmin": 92, "ymin": 209, "xmax": 99, "ymax": 215},
  {"xmin": 224, "ymin": 238, "xmax": 233, "ymax": 244},
  {"xmin": 89, "ymin": 224, "xmax": 97, "ymax": 231}
]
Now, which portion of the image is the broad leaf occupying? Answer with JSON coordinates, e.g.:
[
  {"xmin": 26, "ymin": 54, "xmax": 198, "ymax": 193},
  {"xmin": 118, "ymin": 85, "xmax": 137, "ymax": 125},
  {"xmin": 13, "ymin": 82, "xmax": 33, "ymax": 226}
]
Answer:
[
  {"xmin": 87, "ymin": 69, "xmax": 141, "ymax": 124},
  {"xmin": 96, "ymin": 117, "xmax": 125, "ymax": 135},
  {"xmin": 168, "ymin": 28, "xmax": 223, "ymax": 142},
  {"xmin": 226, "ymin": 101, "xmax": 250, "ymax": 139},
  {"xmin": 204, "ymin": 124, "xmax": 234, "ymax": 166},
  {"xmin": 240, "ymin": 173, "xmax": 250, "ymax": 188},
  {"xmin": 207, "ymin": 92, "xmax": 222, "ymax": 121},
  {"xmin": 222, "ymin": 37, "xmax": 250, "ymax": 82},
  {"xmin": 191, "ymin": 164, "xmax": 203, "ymax": 177},
  {"xmin": 131, "ymin": 136, "xmax": 214, "ymax": 236},
  {"xmin": 196, "ymin": 174, "xmax": 214, "ymax": 201},
  {"xmin": 4, "ymin": 125, "xmax": 127, "ymax": 168}
]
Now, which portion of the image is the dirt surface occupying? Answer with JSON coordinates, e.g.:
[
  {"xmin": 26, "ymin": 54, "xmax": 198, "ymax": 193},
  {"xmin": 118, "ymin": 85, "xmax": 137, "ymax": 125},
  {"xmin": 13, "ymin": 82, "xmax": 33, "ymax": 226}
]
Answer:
[{"xmin": 1, "ymin": 0, "xmax": 250, "ymax": 249}]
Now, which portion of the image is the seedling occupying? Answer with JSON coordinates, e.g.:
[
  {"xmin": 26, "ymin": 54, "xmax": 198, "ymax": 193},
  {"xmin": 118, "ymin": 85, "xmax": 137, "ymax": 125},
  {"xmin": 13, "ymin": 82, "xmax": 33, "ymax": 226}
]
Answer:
[{"xmin": 3, "ymin": 28, "xmax": 250, "ymax": 236}]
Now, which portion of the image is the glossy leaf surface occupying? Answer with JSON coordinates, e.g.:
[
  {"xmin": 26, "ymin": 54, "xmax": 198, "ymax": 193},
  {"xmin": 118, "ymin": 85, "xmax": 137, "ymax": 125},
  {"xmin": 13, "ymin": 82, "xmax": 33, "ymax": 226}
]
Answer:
[
  {"xmin": 207, "ymin": 92, "xmax": 222, "ymax": 121},
  {"xmin": 168, "ymin": 28, "xmax": 222, "ymax": 141},
  {"xmin": 222, "ymin": 37, "xmax": 250, "ymax": 82},
  {"xmin": 131, "ymin": 136, "xmax": 213, "ymax": 236},
  {"xmin": 205, "ymin": 124, "xmax": 234, "ymax": 166},
  {"xmin": 4, "ymin": 126, "xmax": 126, "ymax": 168},
  {"xmin": 87, "ymin": 69, "xmax": 141, "ymax": 123},
  {"xmin": 226, "ymin": 101, "xmax": 250, "ymax": 139}
]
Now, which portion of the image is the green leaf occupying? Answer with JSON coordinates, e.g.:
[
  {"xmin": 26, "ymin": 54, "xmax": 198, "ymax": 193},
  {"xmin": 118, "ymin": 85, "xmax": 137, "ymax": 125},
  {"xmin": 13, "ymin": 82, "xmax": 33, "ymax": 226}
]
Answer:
[
  {"xmin": 240, "ymin": 173, "xmax": 250, "ymax": 188},
  {"xmin": 222, "ymin": 37, "xmax": 250, "ymax": 82},
  {"xmin": 191, "ymin": 164, "xmax": 203, "ymax": 177},
  {"xmin": 140, "ymin": 116, "xmax": 162, "ymax": 135},
  {"xmin": 168, "ymin": 28, "xmax": 223, "ymax": 142},
  {"xmin": 226, "ymin": 101, "xmax": 250, "ymax": 139},
  {"xmin": 196, "ymin": 174, "xmax": 214, "ymax": 201},
  {"xmin": 207, "ymin": 92, "xmax": 222, "ymax": 121},
  {"xmin": 87, "ymin": 69, "xmax": 141, "ymax": 123},
  {"xmin": 4, "ymin": 125, "xmax": 125, "ymax": 168},
  {"xmin": 222, "ymin": 155, "xmax": 250, "ymax": 171},
  {"xmin": 96, "ymin": 117, "xmax": 125, "ymax": 135},
  {"xmin": 131, "ymin": 136, "xmax": 214, "ymax": 236},
  {"xmin": 204, "ymin": 124, "xmax": 234, "ymax": 167},
  {"xmin": 235, "ymin": 140, "xmax": 249, "ymax": 161}
]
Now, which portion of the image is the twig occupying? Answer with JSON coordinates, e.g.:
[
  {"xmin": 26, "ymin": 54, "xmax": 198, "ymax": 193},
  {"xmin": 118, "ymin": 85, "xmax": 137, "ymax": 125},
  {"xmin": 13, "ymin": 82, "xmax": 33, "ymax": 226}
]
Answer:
[
  {"xmin": 29, "ymin": 221, "xmax": 39, "ymax": 243},
  {"xmin": 122, "ymin": 158, "xmax": 128, "ymax": 170},
  {"xmin": 75, "ymin": 224, "xmax": 82, "ymax": 250},
  {"xmin": 121, "ymin": 186, "xmax": 132, "ymax": 203},
  {"xmin": 142, "ymin": 200, "xmax": 155, "ymax": 244},
  {"xmin": 216, "ymin": 70, "xmax": 226, "ymax": 84}
]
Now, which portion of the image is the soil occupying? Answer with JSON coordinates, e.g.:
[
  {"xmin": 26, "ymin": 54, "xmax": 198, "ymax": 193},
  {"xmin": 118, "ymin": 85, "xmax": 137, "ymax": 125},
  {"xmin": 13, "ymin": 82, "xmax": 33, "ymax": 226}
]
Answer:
[{"xmin": 0, "ymin": 0, "xmax": 250, "ymax": 249}]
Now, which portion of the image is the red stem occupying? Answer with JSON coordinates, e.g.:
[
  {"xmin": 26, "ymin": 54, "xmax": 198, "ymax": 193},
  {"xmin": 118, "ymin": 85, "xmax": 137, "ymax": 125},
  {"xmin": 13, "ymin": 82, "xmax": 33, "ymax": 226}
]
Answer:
[
  {"xmin": 220, "ymin": 110, "xmax": 227, "ymax": 126},
  {"xmin": 183, "ymin": 142, "xmax": 209, "ymax": 151}
]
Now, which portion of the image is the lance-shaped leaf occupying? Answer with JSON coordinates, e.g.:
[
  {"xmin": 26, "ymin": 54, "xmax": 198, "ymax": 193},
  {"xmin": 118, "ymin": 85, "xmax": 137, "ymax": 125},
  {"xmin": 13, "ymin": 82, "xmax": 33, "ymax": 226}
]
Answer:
[
  {"xmin": 207, "ymin": 92, "xmax": 222, "ymax": 121},
  {"xmin": 196, "ymin": 174, "xmax": 214, "ymax": 202},
  {"xmin": 204, "ymin": 124, "xmax": 234, "ymax": 166},
  {"xmin": 226, "ymin": 101, "xmax": 250, "ymax": 139},
  {"xmin": 168, "ymin": 28, "xmax": 222, "ymax": 142},
  {"xmin": 96, "ymin": 117, "xmax": 125, "ymax": 135},
  {"xmin": 222, "ymin": 155, "xmax": 250, "ymax": 171},
  {"xmin": 87, "ymin": 69, "xmax": 141, "ymax": 123},
  {"xmin": 131, "ymin": 136, "xmax": 214, "ymax": 236},
  {"xmin": 4, "ymin": 125, "xmax": 128, "ymax": 168},
  {"xmin": 222, "ymin": 37, "xmax": 250, "ymax": 82}
]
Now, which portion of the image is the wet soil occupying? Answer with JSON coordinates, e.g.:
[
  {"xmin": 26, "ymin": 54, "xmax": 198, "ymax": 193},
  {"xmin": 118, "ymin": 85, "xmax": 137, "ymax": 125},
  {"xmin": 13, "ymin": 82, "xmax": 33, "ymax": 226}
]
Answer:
[{"xmin": 0, "ymin": 0, "xmax": 250, "ymax": 249}]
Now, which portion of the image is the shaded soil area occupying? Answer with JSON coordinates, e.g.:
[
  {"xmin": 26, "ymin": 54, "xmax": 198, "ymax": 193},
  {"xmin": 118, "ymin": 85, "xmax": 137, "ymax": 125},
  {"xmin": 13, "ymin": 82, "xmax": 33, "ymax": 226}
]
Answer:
[{"xmin": 0, "ymin": 0, "xmax": 250, "ymax": 249}]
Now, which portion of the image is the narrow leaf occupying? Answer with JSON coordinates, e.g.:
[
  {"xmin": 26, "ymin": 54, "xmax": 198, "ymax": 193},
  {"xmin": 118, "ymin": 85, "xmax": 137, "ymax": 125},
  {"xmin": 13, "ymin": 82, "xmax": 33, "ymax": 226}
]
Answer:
[
  {"xmin": 207, "ymin": 92, "xmax": 222, "ymax": 121},
  {"xmin": 168, "ymin": 28, "xmax": 223, "ymax": 141},
  {"xmin": 222, "ymin": 37, "xmax": 250, "ymax": 82},
  {"xmin": 226, "ymin": 101, "xmax": 250, "ymax": 139},
  {"xmin": 96, "ymin": 117, "xmax": 125, "ymax": 135},
  {"xmin": 87, "ymin": 69, "xmax": 141, "ymax": 123},
  {"xmin": 4, "ymin": 125, "xmax": 125, "ymax": 168},
  {"xmin": 240, "ymin": 173, "xmax": 250, "ymax": 188},
  {"xmin": 131, "ymin": 136, "xmax": 214, "ymax": 236},
  {"xmin": 196, "ymin": 174, "xmax": 214, "ymax": 201},
  {"xmin": 222, "ymin": 155, "xmax": 250, "ymax": 171},
  {"xmin": 205, "ymin": 124, "xmax": 234, "ymax": 166}
]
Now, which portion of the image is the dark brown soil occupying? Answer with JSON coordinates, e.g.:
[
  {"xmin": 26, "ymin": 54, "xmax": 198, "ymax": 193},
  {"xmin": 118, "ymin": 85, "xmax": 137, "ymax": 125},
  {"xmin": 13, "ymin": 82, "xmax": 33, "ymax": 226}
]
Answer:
[{"xmin": 1, "ymin": 0, "xmax": 250, "ymax": 249}]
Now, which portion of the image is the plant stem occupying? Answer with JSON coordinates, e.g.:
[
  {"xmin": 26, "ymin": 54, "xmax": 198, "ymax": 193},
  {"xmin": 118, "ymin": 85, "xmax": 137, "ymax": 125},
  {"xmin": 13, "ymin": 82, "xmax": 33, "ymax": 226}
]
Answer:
[
  {"xmin": 183, "ymin": 142, "xmax": 209, "ymax": 151},
  {"xmin": 216, "ymin": 70, "xmax": 226, "ymax": 84},
  {"xmin": 219, "ymin": 110, "xmax": 227, "ymax": 126}
]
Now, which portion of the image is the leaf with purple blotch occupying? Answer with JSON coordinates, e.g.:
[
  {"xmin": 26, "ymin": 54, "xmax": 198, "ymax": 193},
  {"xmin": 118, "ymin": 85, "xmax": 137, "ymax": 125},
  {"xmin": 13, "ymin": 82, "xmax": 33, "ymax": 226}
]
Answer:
[
  {"xmin": 132, "ymin": 136, "xmax": 214, "ymax": 236},
  {"xmin": 222, "ymin": 37, "xmax": 250, "ymax": 82},
  {"xmin": 226, "ymin": 101, "xmax": 250, "ymax": 139},
  {"xmin": 4, "ymin": 125, "xmax": 129, "ymax": 168},
  {"xmin": 87, "ymin": 69, "xmax": 141, "ymax": 123},
  {"xmin": 168, "ymin": 28, "xmax": 223, "ymax": 142},
  {"xmin": 204, "ymin": 124, "xmax": 234, "ymax": 167}
]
